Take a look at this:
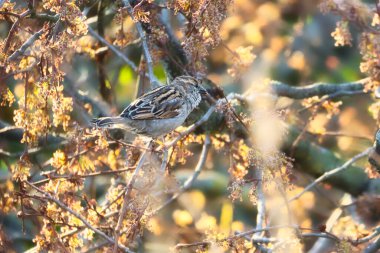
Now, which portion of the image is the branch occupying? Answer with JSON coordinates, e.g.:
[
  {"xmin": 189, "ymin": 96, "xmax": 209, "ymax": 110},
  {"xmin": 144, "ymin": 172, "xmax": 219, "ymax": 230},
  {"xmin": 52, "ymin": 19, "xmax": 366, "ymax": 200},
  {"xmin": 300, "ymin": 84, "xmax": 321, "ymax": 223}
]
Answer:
[
  {"xmin": 149, "ymin": 135, "xmax": 211, "ymax": 215},
  {"xmin": 0, "ymin": 59, "xmax": 37, "ymax": 82},
  {"xmin": 175, "ymin": 241, "xmax": 209, "ymax": 250},
  {"xmin": 288, "ymin": 148, "xmax": 372, "ymax": 202},
  {"xmin": 25, "ymin": 228, "xmax": 85, "ymax": 253},
  {"xmin": 32, "ymin": 167, "xmax": 136, "ymax": 186},
  {"xmin": 268, "ymin": 78, "xmax": 370, "ymax": 99},
  {"xmin": 3, "ymin": 9, "xmax": 32, "ymax": 53},
  {"xmin": 164, "ymin": 104, "xmax": 216, "ymax": 148},
  {"xmin": 113, "ymin": 140, "xmax": 152, "ymax": 252},
  {"xmin": 163, "ymin": 93, "xmax": 239, "ymax": 149},
  {"xmin": 308, "ymin": 131, "xmax": 372, "ymax": 141},
  {"xmin": 7, "ymin": 28, "xmax": 44, "ymax": 62},
  {"xmin": 64, "ymin": 75, "xmax": 112, "ymax": 118},
  {"xmin": 354, "ymin": 226, "xmax": 380, "ymax": 245},
  {"xmin": 82, "ymin": 241, "xmax": 109, "ymax": 253},
  {"xmin": 252, "ymin": 167, "xmax": 265, "ymax": 241},
  {"xmin": 174, "ymin": 225, "xmax": 340, "ymax": 251},
  {"xmin": 163, "ymin": 89, "xmax": 374, "ymax": 197},
  {"xmin": 364, "ymin": 233, "xmax": 380, "ymax": 253},
  {"xmin": 348, "ymin": 226, "xmax": 380, "ymax": 253},
  {"xmin": 0, "ymin": 120, "xmax": 65, "ymax": 155},
  {"xmin": 24, "ymin": 181, "xmax": 134, "ymax": 253},
  {"xmin": 0, "ymin": 125, "xmax": 22, "ymax": 134},
  {"xmin": 368, "ymin": 129, "xmax": 380, "ymax": 171},
  {"xmin": 157, "ymin": 10, "xmax": 189, "ymax": 78},
  {"xmin": 31, "ymin": 13, "xmax": 60, "ymax": 22},
  {"xmin": 122, "ymin": 0, "xmax": 160, "ymax": 88},
  {"xmin": 87, "ymin": 26, "xmax": 138, "ymax": 72},
  {"xmin": 308, "ymin": 194, "xmax": 351, "ymax": 253},
  {"xmin": 95, "ymin": 1, "xmax": 113, "ymax": 105},
  {"xmin": 0, "ymin": 10, "xmax": 20, "ymax": 18}
]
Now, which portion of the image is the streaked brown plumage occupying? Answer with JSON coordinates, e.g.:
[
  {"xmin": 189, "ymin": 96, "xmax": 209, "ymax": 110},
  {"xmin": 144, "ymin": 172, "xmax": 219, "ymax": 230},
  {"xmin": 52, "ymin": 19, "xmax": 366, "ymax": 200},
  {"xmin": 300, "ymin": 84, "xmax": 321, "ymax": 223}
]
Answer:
[{"xmin": 91, "ymin": 76, "xmax": 206, "ymax": 137}]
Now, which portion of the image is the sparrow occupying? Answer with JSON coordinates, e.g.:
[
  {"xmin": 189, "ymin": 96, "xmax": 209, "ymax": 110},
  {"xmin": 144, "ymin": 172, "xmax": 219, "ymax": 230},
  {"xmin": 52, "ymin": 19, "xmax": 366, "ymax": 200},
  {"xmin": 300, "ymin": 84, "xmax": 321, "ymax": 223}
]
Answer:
[{"xmin": 91, "ymin": 76, "xmax": 207, "ymax": 138}]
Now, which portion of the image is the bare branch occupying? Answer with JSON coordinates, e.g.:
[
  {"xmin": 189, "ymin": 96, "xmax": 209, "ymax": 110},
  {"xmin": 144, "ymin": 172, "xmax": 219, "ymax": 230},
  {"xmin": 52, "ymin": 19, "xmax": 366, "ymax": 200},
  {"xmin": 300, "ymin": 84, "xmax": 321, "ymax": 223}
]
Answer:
[
  {"xmin": 159, "ymin": 147, "xmax": 169, "ymax": 173},
  {"xmin": 87, "ymin": 26, "xmax": 138, "ymax": 72},
  {"xmin": 252, "ymin": 167, "xmax": 266, "ymax": 241},
  {"xmin": 355, "ymin": 226, "xmax": 380, "ymax": 245},
  {"xmin": 24, "ymin": 181, "xmax": 134, "ymax": 253},
  {"xmin": 163, "ymin": 93, "xmax": 239, "ymax": 149},
  {"xmin": 289, "ymin": 148, "xmax": 372, "ymax": 202},
  {"xmin": 175, "ymin": 224, "xmax": 340, "ymax": 251},
  {"xmin": 364, "ymin": 233, "xmax": 380, "ymax": 253},
  {"xmin": 3, "ymin": 9, "xmax": 32, "ymax": 53},
  {"xmin": 308, "ymin": 131, "xmax": 372, "ymax": 141},
  {"xmin": 122, "ymin": 0, "xmax": 160, "ymax": 88},
  {"xmin": 0, "ymin": 59, "xmax": 37, "ymax": 81},
  {"xmin": 164, "ymin": 104, "xmax": 216, "ymax": 148},
  {"xmin": 113, "ymin": 140, "xmax": 152, "ymax": 252},
  {"xmin": 150, "ymin": 135, "xmax": 211, "ymax": 215},
  {"xmin": 25, "ymin": 228, "xmax": 85, "ymax": 253},
  {"xmin": 82, "ymin": 241, "xmax": 109, "ymax": 253},
  {"xmin": 7, "ymin": 28, "xmax": 44, "ymax": 62},
  {"xmin": 309, "ymin": 194, "xmax": 351, "ymax": 253},
  {"xmin": 269, "ymin": 78, "xmax": 370, "ymax": 99},
  {"xmin": 32, "ymin": 167, "xmax": 136, "ymax": 186},
  {"xmin": 0, "ymin": 125, "xmax": 22, "ymax": 134},
  {"xmin": 0, "ymin": 10, "xmax": 20, "ymax": 18}
]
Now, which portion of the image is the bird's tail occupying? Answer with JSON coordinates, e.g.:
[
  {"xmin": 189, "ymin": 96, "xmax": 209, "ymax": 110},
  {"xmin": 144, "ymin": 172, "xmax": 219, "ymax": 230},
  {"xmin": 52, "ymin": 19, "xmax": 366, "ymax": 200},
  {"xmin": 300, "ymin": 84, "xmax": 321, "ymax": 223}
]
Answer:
[{"xmin": 91, "ymin": 116, "xmax": 125, "ymax": 128}]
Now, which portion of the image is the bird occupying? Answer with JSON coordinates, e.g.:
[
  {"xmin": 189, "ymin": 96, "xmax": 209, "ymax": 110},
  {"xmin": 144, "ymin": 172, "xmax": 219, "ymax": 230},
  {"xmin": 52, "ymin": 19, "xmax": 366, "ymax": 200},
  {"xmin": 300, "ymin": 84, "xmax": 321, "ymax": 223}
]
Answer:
[{"xmin": 91, "ymin": 76, "xmax": 207, "ymax": 138}]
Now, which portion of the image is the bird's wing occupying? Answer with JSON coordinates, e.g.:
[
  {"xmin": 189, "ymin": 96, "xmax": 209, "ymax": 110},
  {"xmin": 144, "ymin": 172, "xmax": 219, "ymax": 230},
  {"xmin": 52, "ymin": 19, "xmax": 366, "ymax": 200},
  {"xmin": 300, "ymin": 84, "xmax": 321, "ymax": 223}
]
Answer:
[{"xmin": 120, "ymin": 85, "xmax": 184, "ymax": 120}]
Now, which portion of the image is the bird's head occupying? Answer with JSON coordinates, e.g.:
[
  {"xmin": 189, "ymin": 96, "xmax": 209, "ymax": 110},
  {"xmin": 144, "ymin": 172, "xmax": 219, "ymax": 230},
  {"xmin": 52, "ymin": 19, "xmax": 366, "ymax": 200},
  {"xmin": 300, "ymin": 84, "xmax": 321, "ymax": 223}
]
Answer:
[{"xmin": 173, "ymin": 75, "xmax": 208, "ymax": 96}]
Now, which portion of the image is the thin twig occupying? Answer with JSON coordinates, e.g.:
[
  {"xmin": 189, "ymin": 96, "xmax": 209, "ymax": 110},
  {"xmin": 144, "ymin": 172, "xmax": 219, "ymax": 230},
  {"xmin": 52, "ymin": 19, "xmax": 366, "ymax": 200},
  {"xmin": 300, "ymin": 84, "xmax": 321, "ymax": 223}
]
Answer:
[
  {"xmin": 3, "ymin": 9, "xmax": 32, "ymax": 53},
  {"xmin": 7, "ymin": 28, "xmax": 44, "ymax": 61},
  {"xmin": 308, "ymin": 193, "xmax": 351, "ymax": 253},
  {"xmin": 0, "ymin": 125, "xmax": 23, "ymax": 134},
  {"xmin": 291, "ymin": 109, "xmax": 317, "ymax": 156},
  {"xmin": 252, "ymin": 166, "xmax": 266, "ymax": 242},
  {"xmin": 175, "ymin": 225, "xmax": 340, "ymax": 250},
  {"xmin": 149, "ymin": 135, "xmax": 211, "ymax": 215},
  {"xmin": 159, "ymin": 147, "xmax": 169, "ymax": 173},
  {"xmin": 165, "ymin": 104, "xmax": 216, "ymax": 148},
  {"xmin": 122, "ymin": 0, "xmax": 160, "ymax": 88},
  {"xmin": 24, "ymin": 181, "xmax": 134, "ymax": 253},
  {"xmin": 355, "ymin": 226, "xmax": 380, "ymax": 245},
  {"xmin": 298, "ymin": 90, "xmax": 365, "ymax": 113},
  {"xmin": 113, "ymin": 140, "xmax": 152, "ymax": 252},
  {"xmin": 25, "ymin": 228, "xmax": 85, "ymax": 253},
  {"xmin": 87, "ymin": 26, "xmax": 138, "ymax": 72},
  {"xmin": 364, "ymin": 233, "xmax": 380, "ymax": 253},
  {"xmin": 308, "ymin": 131, "xmax": 372, "ymax": 141},
  {"xmin": 82, "ymin": 241, "xmax": 110, "ymax": 253},
  {"xmin": 288, "ymin": 148, "xmax": 372, "ymax": 202},
  {"xmin": 0, "ymin": 60, "xmax": 37, "ymax": 81},
  {"xmin": 163, "ymin": 93, "xmax": 247, "ymax": 149},
  {"xmin": 0, "ymin": 10, "xmax": 21, "ymax": 18},
  {"xmin": 31, "ymin": 167, "xmax": 136, "ymax": 186}
]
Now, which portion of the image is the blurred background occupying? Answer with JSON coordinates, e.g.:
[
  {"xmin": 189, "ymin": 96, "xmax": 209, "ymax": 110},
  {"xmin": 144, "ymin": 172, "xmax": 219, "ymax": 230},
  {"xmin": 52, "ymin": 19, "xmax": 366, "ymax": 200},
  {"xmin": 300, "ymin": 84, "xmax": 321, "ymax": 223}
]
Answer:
[{"xmin": 1, "ymin": 0, "xmax": 379, "ymax": 252}]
